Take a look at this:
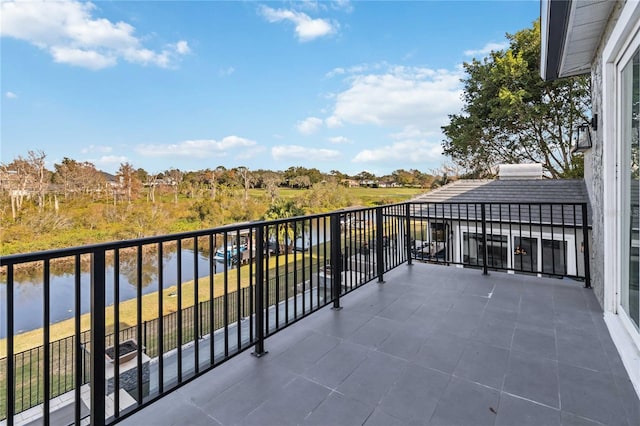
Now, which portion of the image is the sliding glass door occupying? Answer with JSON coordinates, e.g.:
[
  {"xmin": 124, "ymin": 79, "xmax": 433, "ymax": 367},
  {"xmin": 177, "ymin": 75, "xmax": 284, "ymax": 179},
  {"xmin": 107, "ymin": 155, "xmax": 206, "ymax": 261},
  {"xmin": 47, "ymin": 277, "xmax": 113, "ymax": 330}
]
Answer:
[{"xmin": 622, "ymin": 46, "xmax": 640, "ymax": 330}]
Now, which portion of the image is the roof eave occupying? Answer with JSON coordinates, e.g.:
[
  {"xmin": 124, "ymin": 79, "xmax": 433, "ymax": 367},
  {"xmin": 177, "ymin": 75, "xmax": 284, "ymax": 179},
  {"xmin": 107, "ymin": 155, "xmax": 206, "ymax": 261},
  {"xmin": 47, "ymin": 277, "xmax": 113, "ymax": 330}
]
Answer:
[{"xmin": 540, "ymin": 0, "xmax": 572, "ymax": 81}]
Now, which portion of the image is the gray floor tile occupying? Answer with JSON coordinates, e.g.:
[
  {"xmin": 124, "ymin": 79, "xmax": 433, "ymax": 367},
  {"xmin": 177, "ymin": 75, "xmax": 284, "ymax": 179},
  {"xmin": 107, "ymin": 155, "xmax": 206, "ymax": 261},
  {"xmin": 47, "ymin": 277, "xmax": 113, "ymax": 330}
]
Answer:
[
  {"xmin": 271, "ymin": 331, "xmax": 340, "ymax": 373},
  {"xmin": 412, "ymin": 331, "xmax": 467, "ymax": 374},
  {"xmin": 449, "ymin": 294, "xmax": 489, "ymax": 313},
  {"xmin": 378, "ymin": 326, "xmax": 429, "ymax": 360},
  {"xmin": 364, "ymin": 408, "xmax": 406, "ymax": 426},
  {"xmin": 313, "ymin": 309, "xmax": 371, "ymax": 338},
  {"xmin": 428, "ymin": 377, "xmax": 500, "ymax": 426},
  {"xmin": 122, "ymin": 390, "xmax": 222, "ymax": 426},
  {"xmin": 613, "ymin": 374, "xmax": 640, "ymax": 426},
  {"xmin": 377, "ymin": 296, "xmax": 423, "ymax": 322},
  {"xmin": 345, "ymin": 316, "xmax": 400, "ymax": 348},
  {"xmin": 559, "ymin": 363, "xmax": 630, "ymax": 425},
  {"xmin": 560, "ymin": 411, "xmax": 605, "ymax": 426},
  {"xmin": 303, "ymin": 391, "xmax": 374, "ymax": 426},
  {"xmin": 556, "ymin": 332, "xmax": 610, "ymax": 373},
  {"xmin": 496, "ymin": 393, "xmax": 560, "ymax": 426},
  {"xmin": 512, "ymin": 326, "xmax": 557, "ymax": 361},
  {"xmin": 303, "ymin": 340, "xmax": 369, "ymax": 388},
  {"xmin": 486, "ymin": 294, "xmax": 521, "ymax": 314},
  {"xmin": 472, "ymin": 314, "xmax": 516, "ymax": 350},
  {"xmin": 433, "ymin": 310, "xmax": 483, "ymax": 339},
  {"xmin": 107, "ymin": 264, "xmax": 639, "ymax": 426},
  {"xmin": 503, "ymin": 350, "xmax": 560, "ymax": 408},
  {"xmin": 240, "ymin": 377, "xmax": 330, "ymax": 426},
  {"xmin": 337, "ymin": 349, "xmax": 407, "ymax": 406},
  {"xmin": 378, "ymin": 364, "xmax": 450, "ymax": 423},
  {"xmin": 200, "ymin": 364, "xmax": 296, "ymax": 425},
  {"xmin": 453, "ymin": 340, "xmax": 509, "ymax": 390}
]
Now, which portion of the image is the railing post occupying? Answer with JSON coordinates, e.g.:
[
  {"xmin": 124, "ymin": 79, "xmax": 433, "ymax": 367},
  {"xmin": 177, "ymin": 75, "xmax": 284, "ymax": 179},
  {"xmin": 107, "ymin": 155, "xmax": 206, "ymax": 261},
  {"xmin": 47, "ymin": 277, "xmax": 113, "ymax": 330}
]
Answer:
[
  {"xmin": 90, "ymin": 249, "xmax": 106, "ymax": 426},
  {"xmin": 582, "ymin": 203, "xmax": 592, "ymax": 288},
  {"xmin": 376, "ymin": 207, "xmax": 385, "ymax": 282},
  {"xmin": 480, "ymin": 203, "xmax": 489, "ymax": 276},
  {"xmin": 330, "ymin": 212, "xmax": 342, "ymax": 309},
  {"xmin": 143, "ymin": 320, "xmax": 148, "ymax": 349},
  {"xmin": 6, "ymin": 265, "xmax": 14, "ymax": 426},
  {"xmin": 406, "ymin": 203, "xmax": 413, "ymax": 265},
  {"xmin": 252, "ymin": 225, "xmax": 268, "ymax": 357}
]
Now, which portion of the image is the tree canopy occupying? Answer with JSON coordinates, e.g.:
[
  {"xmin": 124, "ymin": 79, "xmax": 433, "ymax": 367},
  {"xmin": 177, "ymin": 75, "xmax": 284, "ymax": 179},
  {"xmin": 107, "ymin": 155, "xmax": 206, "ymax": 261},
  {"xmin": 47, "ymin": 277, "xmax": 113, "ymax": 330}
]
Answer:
[{"xmin": 442, "ymin": 20, "xmax": 590, "ymax": 178}]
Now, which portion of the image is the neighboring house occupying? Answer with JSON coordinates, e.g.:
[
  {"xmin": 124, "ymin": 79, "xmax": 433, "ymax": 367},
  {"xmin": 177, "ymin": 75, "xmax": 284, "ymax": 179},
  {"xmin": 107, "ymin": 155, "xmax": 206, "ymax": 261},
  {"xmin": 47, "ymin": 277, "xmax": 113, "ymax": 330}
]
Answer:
[
  {"xmin": 541, "ymin": 0, "xmax": 640, "ymax": 395},
  {"xmin": 411, "ymin": 169, "xmax": 590, "ymax": 278},
  {"xmin": 340, "ymin": 178, "xmax": 360, "ymax": 187}
]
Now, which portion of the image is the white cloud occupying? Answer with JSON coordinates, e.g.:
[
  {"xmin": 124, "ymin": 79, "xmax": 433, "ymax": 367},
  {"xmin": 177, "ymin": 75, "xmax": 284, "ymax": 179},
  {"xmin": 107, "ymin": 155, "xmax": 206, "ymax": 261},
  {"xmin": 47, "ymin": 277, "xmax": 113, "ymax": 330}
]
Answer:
[
  {"xmin": 218, "ymin": 66, "xmax": 235, "ymax": 77},
  {"xmin": 353, "ymin": 140, "xmax": 443, "ymax": 164},
  {"xmin": 258, "ymin": 5, "xmax": 337, "ymax": 42},
  {"xmin": 90, "ymin": 155, "xmax": 128, "ymax": 169},
  {"xmin": 327, "ymin": 65, "xmax": 463, "ymax": 131},
  {"xmin": 325, "ymin": 116, "xmax": 343, "ymax": 128},
  {"xmin": 272, "ymin": 145, "xmax": 340, "ymax": 161},
  {"xmin": 389, "ymin": 126, "xmax": 437, "ymax": 140},
  {"xmin": 81, "ymin": 145, "xmax": 113, "ymax": 154},
  {"xmin": 135, "ymin": 136, "xmax": 257, "ymax": 157},
  {"xmin": 332, "ymin": 0, "xmax": 354, "ymax": 13},
  {"xmin": 328, "ymin": 136, "xmax": 351, "ymax": 144},
  {"xmin": 5, "ymin": 91, "xmax": 18, "ymax": 99},
  {"xmin": 0, "ymin": 0, "xmax": 190, "ymax": 70},
  {"xmin": 174, "ymin": 40, "xmax": 190, "ymax": 55},
  {"xmin": 296, "ymin": 116, "xmax": 323, "ymax": 135},
  {"xmin": 464, "ymin": 41, "xmax": 508, "ymax": 57},
  {"xmin": 325, "ymin": 67, "xmax": 345, "ymax": 78}
]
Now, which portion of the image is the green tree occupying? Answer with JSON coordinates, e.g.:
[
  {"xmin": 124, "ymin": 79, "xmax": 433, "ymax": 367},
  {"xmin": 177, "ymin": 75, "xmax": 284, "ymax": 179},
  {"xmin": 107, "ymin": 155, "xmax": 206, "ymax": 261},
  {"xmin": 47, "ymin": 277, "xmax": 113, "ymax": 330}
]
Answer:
[
  {"xmin": 442, "ymin": 20, "xmax": 590, "ymax": 178},
  {"xmin": 262, "ymin": 199, "xmax": 305, "ymax": 253}
]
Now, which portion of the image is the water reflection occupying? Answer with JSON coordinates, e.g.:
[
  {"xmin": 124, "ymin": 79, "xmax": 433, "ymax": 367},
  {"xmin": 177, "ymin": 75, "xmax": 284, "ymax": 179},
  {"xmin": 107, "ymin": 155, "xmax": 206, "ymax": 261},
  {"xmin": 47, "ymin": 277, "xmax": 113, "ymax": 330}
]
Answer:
[{"xmin": 0, "ymin": 245, "xmax": 215, "ymax": 338}]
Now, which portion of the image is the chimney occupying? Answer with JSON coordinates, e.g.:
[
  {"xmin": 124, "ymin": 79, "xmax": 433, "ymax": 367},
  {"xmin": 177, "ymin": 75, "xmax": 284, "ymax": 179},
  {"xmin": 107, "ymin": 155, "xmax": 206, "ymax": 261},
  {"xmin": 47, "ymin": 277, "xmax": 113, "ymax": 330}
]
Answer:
[{"xmin": 498, "ymin": 163, "xmax": 543, "ymax": 180}]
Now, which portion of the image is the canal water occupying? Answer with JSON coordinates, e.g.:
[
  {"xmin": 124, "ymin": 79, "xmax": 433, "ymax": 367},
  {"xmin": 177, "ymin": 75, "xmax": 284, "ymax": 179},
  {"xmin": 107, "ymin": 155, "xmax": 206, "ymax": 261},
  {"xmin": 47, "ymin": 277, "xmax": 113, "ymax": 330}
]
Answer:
[
  {"xmin": 0, "ymin": 221, "xmax": 331, "ymax": 339},
  {"xmin": 0, "ymin": 248, "xmax": 216, "ymax": 338}
]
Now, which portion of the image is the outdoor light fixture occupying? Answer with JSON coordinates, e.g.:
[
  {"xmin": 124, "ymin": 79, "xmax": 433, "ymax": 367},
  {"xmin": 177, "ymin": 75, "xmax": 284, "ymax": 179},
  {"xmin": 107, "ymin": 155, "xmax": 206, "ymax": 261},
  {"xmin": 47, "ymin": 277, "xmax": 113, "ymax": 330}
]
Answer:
[{"xmin": 573, "ymin": 114, "xmax": 598, "ymax": 153}]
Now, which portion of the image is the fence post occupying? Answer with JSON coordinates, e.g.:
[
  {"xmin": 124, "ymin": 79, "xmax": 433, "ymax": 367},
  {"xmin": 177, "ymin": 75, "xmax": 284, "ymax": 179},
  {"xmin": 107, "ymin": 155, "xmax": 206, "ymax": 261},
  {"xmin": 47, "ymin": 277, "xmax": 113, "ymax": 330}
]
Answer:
[
  {"xmin": 481, "ymin": 204, "xmax": 489, "ymax": 276},
  {"xmin": 90, "ymin": 249, "xmax": 106, "ymax": 426},
  {"xmin": 376, "ymin": 207, "xmax": 385, "ymax": 282},
  {"xmin": 582, "ymin": 203, "xmax": 592, "ymax": 288},
  {"xmin": 406, "ymin": 203, "xmax": 413, "ymax": 265},
  {"xmin": 252, "ymin": 225, "xmax": 268, "ymax": 357},
  {"xmin": 330, "ymin": 212, "xmax": 342, "ymax": 310}
]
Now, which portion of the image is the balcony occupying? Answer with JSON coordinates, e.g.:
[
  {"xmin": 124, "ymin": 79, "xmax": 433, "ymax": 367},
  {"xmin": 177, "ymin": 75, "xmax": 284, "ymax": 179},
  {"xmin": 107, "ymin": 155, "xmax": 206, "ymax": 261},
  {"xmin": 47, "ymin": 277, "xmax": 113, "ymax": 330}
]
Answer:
[
  {"xmin": 121, "ymin": 264, "xmax": 639, "ymax": 426},
  {"xmin": 1, "ymin": 202, "xmax": 638, "ymax": 425}
]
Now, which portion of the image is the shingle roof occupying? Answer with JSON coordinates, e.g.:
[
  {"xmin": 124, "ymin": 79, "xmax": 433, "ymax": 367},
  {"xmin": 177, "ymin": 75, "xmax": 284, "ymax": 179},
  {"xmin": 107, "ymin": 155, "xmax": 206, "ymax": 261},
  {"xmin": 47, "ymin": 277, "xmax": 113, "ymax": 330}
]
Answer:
[{"xmin": 410, "ymin": 179, "xmax": 591, "ymax": 227}]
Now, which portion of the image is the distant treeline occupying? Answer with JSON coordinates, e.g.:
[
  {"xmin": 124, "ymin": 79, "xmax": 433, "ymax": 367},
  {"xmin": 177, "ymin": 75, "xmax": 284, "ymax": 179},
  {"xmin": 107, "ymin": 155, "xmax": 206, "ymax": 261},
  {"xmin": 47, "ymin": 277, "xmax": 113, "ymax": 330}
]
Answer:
[{"xmin": 0, "ymin": 150, "xmax": 431, "ymax": 255}]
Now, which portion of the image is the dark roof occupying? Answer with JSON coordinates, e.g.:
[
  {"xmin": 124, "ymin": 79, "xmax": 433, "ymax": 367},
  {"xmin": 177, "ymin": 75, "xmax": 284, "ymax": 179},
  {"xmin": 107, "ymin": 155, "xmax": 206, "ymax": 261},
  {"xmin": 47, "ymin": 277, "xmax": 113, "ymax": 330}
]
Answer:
[
  {"xmin": 410, "ymin": 179, "xmax": 591, "ymax": 227},
  {"xmin": 413, "ymin": 179, "xmax": 588, "ymax": 204}
]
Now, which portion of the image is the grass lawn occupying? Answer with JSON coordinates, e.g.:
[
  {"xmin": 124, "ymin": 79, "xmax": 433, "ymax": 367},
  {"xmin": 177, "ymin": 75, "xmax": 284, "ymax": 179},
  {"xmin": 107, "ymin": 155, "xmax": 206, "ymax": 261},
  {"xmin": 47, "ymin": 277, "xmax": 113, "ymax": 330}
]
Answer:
[{"xmin": 0, "ymin": 250, "xmax": 322, "ymax": 357}]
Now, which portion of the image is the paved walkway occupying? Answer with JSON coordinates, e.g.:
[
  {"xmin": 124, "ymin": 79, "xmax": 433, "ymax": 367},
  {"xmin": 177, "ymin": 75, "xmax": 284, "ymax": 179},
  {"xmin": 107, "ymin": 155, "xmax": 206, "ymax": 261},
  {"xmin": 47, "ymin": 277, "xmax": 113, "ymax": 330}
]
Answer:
[{"xmin": 122, "ymin": 263, "xmax": 639, "ymax": 426}]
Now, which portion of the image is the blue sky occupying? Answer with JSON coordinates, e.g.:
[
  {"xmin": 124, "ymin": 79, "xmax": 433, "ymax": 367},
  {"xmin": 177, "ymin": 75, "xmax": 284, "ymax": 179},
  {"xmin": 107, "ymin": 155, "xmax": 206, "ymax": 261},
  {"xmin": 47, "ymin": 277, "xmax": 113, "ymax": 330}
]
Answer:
[{"xmin": 1, "ymin": 0, "xmax": 539, "ymax": 176}]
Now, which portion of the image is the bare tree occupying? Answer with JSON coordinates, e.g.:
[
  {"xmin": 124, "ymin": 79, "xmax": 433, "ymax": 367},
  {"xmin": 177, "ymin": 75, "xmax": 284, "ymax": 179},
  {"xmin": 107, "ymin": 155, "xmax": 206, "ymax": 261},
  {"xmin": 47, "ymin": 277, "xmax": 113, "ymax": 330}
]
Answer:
[
  {"xmin": 236, "ymin": 166, "xmax": 254, "ymax": 201},
  {"xmin": 116, "ymin": 162, "xmax": 141, "ymax": 204},
  {"xmin": 164, "ymin": 169, "xmax": 183, "ymax": 204}
]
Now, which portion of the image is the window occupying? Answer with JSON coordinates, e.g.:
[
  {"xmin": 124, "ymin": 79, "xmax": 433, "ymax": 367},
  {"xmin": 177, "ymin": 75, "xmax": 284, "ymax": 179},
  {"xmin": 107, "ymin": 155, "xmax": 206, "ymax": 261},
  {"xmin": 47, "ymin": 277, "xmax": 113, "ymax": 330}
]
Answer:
[
  {"xmin": 622, "ymin": 46, "xmax": 640, "ymax": 329},
  {"xmin": 463, "ymin": 232, "xmax": 507, "ymax": 268},
  {"xmin": 542, "ymin": 239, "xmax": 567, "ymax": 275},
  {"xmin": 514, "ymin": 236, "xmax": 537, "ymax": 272}
]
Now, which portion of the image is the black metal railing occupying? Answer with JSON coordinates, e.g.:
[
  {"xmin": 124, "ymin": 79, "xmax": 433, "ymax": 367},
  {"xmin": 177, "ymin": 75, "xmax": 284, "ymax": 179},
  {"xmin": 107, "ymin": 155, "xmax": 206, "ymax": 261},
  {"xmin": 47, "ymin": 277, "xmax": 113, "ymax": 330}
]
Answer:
[
  {"xmin": 407, "ymin": 202, "xmax": 590, "ymax": 285},
  {"xmin": 0, "ymin": 202, "xmax": 589, "ymax": 425}
]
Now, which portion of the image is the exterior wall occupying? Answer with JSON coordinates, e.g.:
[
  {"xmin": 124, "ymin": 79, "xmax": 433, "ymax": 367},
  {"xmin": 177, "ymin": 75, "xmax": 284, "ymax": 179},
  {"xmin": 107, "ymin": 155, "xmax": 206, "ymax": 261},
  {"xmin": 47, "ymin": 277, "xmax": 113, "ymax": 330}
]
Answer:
[
  {"xmin": 591, "ymin": 0, "xmax": 640, "ymax": 396},
  {"xmin": 585, "ymin": 1, "xmax": 625, "ymax": 309},
  {"xmin": 422, "ymin": 220, "xmax": 587, "ymax": 278}
]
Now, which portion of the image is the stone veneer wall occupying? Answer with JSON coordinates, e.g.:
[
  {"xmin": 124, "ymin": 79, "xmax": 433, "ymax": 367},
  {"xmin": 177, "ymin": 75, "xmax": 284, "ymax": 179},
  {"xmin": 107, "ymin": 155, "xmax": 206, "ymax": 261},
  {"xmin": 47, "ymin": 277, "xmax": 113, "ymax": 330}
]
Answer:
[{"xmin": 585, "ymin": 2, "xmax": 624, "ymax": 308}]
